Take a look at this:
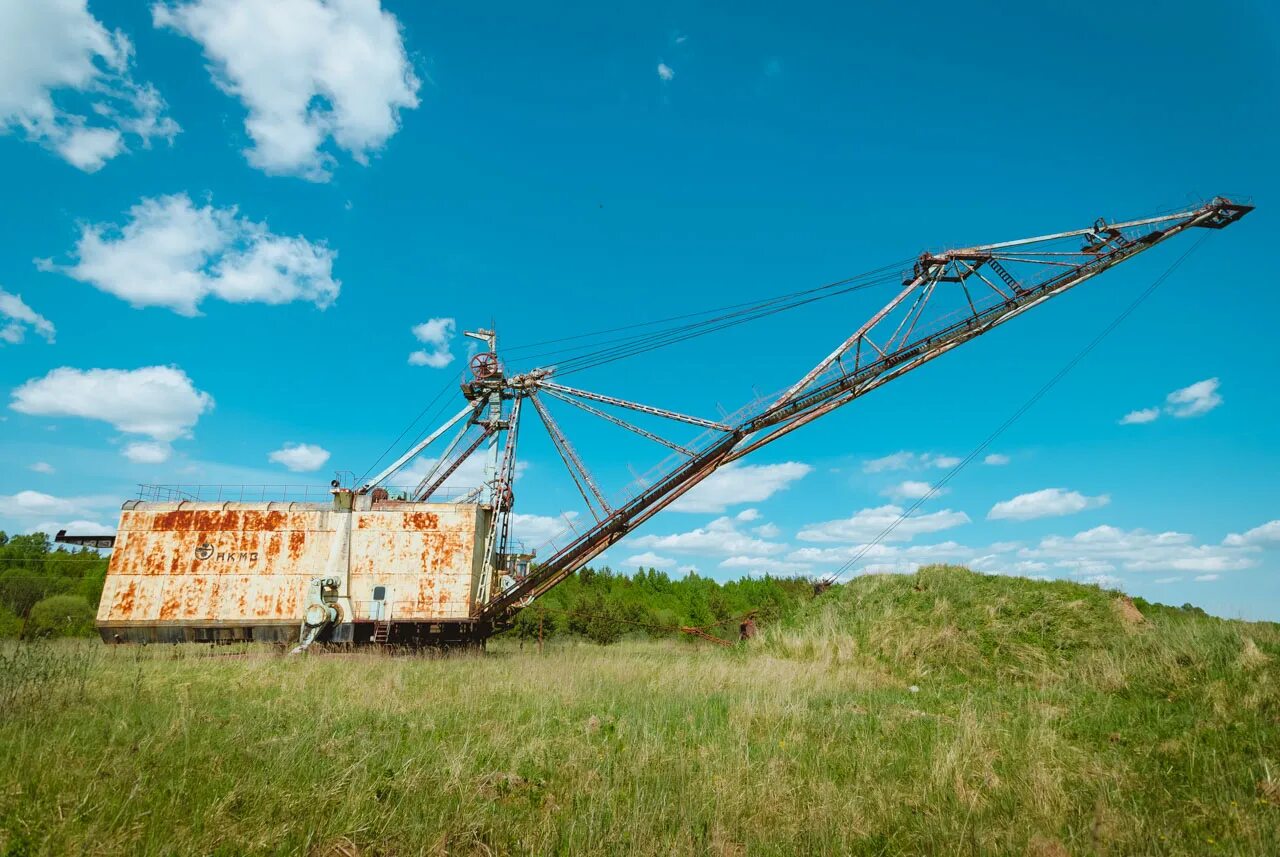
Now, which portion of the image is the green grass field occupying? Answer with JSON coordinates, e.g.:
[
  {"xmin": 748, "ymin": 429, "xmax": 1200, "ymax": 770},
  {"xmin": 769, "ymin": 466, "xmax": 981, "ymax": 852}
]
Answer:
[{"xmin": 2, "ymin": 566, "xmax": 1278, "ymax": 856}]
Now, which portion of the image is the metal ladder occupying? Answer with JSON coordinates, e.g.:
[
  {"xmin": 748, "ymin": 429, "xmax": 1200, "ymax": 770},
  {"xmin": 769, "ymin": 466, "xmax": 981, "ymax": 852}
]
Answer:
[{"xmin": 371, "ymin": 602, "xmax": 392, "ymax": 644}]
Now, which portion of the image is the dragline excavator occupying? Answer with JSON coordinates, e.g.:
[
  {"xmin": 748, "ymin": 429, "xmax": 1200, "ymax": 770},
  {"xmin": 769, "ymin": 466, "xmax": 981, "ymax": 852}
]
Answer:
[
  {"xmin": 353, "ymin": 196, "xmax": 1253, "ymax": 632},
  {"xmin": 83, "ymin": 197, "xmax": 1251, "ymax": 647}
]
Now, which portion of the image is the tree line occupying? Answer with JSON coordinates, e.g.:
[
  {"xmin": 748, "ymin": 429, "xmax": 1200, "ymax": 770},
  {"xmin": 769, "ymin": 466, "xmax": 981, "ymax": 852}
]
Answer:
[
  {"xmin": 0, "ymin": 532, "xmax": 817, "ymax": 643},
  {"xmin": 0, "ymin": 532, "xmax": 107, "ymax": 638},
  {"xmin": 504, "ymin": 565, "xmax": 817, "ymax": 645}
]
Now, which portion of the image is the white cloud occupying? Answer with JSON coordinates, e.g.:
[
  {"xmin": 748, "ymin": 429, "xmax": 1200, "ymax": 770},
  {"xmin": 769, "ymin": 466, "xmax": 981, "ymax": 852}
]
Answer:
[
  {"xmin": 1194, "ymin": 573, "xmax": 1220, "ymax": 582},
  {"xmin": 1153, "ymin": 576, "xmax": 1181, "ymax": 584},
  {"xmin": 10, "ymin": 365, "xmax": 214, "ymax": 446},
  {"xmin": 988, "ymin": 488, "xmax": 1109, "ymax": 522},
  {"xmin": 33, "ymin": 519, "xmax": 116, "ymax": 538},
  {"xmin": 0, "ymin": 289, "xmax": 56, "ymax": 344},
  {"xmin": 983, "ymin": 453, "xmax": 1010, "ymax": 466},
  {"xmin": 42, "ymin": 193, "xmax": 339, "ymax": 316},
  {"xmin": 753, "ymin": 522, "xmax": 780, "ymax": 538},
  {"xmin": 797, "ymin": 504, "xmax": 970, "ymax": 544},
  {"xmin": 657, "ymin": 62, "xmax": 674, "ymax": 81},
  {"xmin": 735, "ymin": 508, "xmax": 761, "ymax": 522},
  {"xmin": 1120, "ymin": 378, "xmax": 1224, "ymax": 425},
  {"xmin": 408, "ymin": 317, "xmax": 456, "ymax": 368},
  {"xmin": 1165, "ymin": 377, "xmax": 1222, "ymax": 418},
  {"xmin": 268, "ymin": 442, "xmax": 330, "ymax": 472},
  {"xmin": 862, "ymin": 451, "xmax": 959, "ymax": 473},
  {"xmin": 1023, "ymin": 525, "xmax": 1257, "ymax": 574},
  {"xmin": 29, "ymin": 461, "xmax": 55, "ymax": 474},
  {"xmin": 789, "ymin": 539, "xmax": 972, "ymax": 573},
  {"xmin": 0, "ymin": 490, "xmax": 114, "ymax": 520},
  {"xmin": 719, "ymin": 555, "xmax": 812, "ymax": 574},
  {"xmin": 394, "ymin": 451, "xmax": 528, "ymax": 497},
  {"xmin": 0, "ymin": 0, "xmax": 178, "ymax": 171},
  {"xmin": 633, "ymin": 515, "xmax": 787, "ymax": 557},
  {"xmin": 1120, "ymin": 407, "xmax": 1159, "ymax": 425},
  {"xmin": 123, "ymin": 440, "xmax": 172, "ymax": 464},
  {"xmin": 670, "ymin": 461, "xmax": 811, "ymax": 513},
  {"xmin": 625, "ymin": 551, "xmax": 674, "ymax": 568},
  {"xmin": 153, "ymin": 0, "xmax": 419, "ymax": 180},
  {"xmin": 510, "ymin": 511, "xmax": 578, "ymax": 546},
  {"xmin": 882, "ymin": 480, "xmax": 944, "ymax": 501},
  {"xmin": 862, "ymin": 451, "xmax": 915, "ymax": 473},
  {"xmin": 1223, "ymin": 520, "xmax": 1280, "ymax": 548}
]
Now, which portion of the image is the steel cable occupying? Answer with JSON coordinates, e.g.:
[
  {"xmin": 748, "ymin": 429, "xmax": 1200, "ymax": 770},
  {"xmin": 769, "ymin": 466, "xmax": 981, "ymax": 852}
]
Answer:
[{"xmin": 822, "ymin": 231, "xmax": 1212, "ymax": 584}]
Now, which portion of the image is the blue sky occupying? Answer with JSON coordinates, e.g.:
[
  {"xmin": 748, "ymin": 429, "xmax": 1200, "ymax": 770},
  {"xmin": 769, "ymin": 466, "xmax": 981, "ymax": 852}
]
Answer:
[{"xmin": 1, "ymin": 1, "xmax": 1277, "ymax": 619}]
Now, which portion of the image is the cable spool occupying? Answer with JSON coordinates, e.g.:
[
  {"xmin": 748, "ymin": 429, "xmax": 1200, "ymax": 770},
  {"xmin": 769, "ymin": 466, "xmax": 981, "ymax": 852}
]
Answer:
[{"xmin": 470, "ymin": 351, "xmax": 501, "ymax": 379}]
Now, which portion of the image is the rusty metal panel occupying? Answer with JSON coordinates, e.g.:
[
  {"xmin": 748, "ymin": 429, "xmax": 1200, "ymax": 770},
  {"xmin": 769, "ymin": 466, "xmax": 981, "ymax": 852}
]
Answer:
[
  {"xmin": 97, "ymin": 500, "xmax": 489, "ymax": 632},
  {"xmin": 349, "ymin": 505, "xmax": 489, "ymax": 621}
]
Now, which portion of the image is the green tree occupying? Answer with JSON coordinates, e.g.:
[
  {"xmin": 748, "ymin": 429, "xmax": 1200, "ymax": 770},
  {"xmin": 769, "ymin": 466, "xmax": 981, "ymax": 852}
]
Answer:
[{"xmin": 25, "ymin": 595, "xmax": 97, "ymax": 638}]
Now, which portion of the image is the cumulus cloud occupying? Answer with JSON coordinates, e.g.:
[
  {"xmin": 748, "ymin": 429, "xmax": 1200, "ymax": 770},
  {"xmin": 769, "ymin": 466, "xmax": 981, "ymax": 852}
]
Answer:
[
  {"xmin": 797, "ymin": 504, "xmax": 970, "ymax": 544},
  {"xmin": 983, "ymin": 453, "xmax": 1009, "ymax": 466},
  {"xmin": 268, "ymin": 442, "xmax": 331, "ymax": 472},
  {"xmin": 1165, "ymin": 378, "xmax": 1222, "ymax": 418},
  {"xmin": 657, "ymin": 62, "xmax": 674, "ymax": 81},
  {"xmin": 11, "ymin": 365, "xmax": 214, "ymax": 446},
  {"xmin": 0, "ymin": 289, "xmax": 56, "ymax": 344},
  {"xmin": 1119, "ymin": 377, "xmax": 1223, "ymax": 425},
  {"xmin": 510, "ymin": 511, "xmax": 579, "ymax": 546},
  {"xmin": 41, "ymin": 193, "xmax": 340, "ymax": 316},
  {"xmin": 1023, "ymin": 524, "xmax": 1256, "ymax": 574},
  {"xmin": 987, "ymin": 488, "xmax": 1109, "ymax": 522},
  {"xmin": 633, "ymin": 515, "xmax": 787, "ymax": 557},
  {"xmin": 0, "ymin": 490, "xmax": 115, "ymax": 521},
  {"xmin": 153, "ymin": 0, "xmax": 419, "ymax": 180},
  {"xmin": 393, "ymin": 448, "xmax": 528, "ymax": 498},
  {"xmin": 123, "ymin": 440, "xmax": 172, "ymax": 464},
  {"xmin": 670, "ymin": 461, "xmax": 811, "ymax": 513},
  {"xmin": 1223, "ymin": 520, "xmax": 1280, "ymax": 548},
  {"xmin": 626, "ymin": 551, "xmax": 674, "ymax": 568},
  {"xmin": 862, "ymin": 451, "xmax": 959, "ymax": 473},
  {"xmin": 882, "ymin": 480, "xmax": 944, "ymax": 501},
  {"xmin": 33, "ymin": 519, "xmax": 116, "ymax": 538},
  {"xmin": 408, "ymin": 317, "xmax": 456, "ymax": 368},
  {"xmin": 0, "ymin": 0, "xmax": 178, "ymax": 171},
  {"xmin": 1119, "ymin": 407, "xmax": 1159, "ymax": 425},
  {"xmin": 719, "ymin": 555, "xmax": 812, "ymax": 574},
  {"xmin": 789, "ymin": 539, "xmax": 968, "ymax": 573}
]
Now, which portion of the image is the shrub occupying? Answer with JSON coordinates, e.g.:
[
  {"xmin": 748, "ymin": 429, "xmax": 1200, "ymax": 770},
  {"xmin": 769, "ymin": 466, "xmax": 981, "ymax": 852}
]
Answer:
[{"xmin": 25, "ymin": 595, "xmax": 96, "ymax": 638}]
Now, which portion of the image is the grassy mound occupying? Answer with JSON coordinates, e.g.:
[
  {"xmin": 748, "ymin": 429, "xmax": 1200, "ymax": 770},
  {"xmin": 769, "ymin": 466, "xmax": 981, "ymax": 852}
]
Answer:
[{"xmin": 1, "ymin": 568, "xmax": 1277, "ymax": 855}]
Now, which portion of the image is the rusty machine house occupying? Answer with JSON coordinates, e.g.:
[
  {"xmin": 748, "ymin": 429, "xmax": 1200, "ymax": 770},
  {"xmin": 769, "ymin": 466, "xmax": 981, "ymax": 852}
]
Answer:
[{"xmin": 73, "ymin": 198, "xmax": 1252, "ymax": 648}]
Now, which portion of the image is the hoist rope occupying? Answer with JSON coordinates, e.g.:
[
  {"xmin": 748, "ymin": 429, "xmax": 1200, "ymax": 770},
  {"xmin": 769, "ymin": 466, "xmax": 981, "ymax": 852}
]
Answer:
[
  {"xmin": 822, "ymin": 230, "xmax": 1212, "ymax": 584},
  {"xmin": 503, "ymin": 258, "xmax": 912, "ymax": 360}
]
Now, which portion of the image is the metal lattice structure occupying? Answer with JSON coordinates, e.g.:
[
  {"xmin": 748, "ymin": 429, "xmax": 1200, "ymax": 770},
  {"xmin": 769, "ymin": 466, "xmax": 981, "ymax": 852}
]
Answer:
[{"xmin": 360, "ymin": 197, "xmax": 1252, "ymax": 626}]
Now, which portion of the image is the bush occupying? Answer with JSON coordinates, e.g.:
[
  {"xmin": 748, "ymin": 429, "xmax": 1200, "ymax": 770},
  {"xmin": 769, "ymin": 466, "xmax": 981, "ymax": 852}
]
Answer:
[
  {"xmin": 0, "ymin": 604, "xmax": 21, "ymax": 638},
  {"xmin": 25, "ymin": 595, "xmax": 96, "ymax": 638}
]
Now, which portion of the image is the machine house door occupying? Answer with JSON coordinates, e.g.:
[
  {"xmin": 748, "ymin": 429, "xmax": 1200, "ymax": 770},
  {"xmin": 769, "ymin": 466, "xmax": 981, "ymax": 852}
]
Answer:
[{"xmin": 371, "ymin": 585, "xmax": 390, "ymax": 621}]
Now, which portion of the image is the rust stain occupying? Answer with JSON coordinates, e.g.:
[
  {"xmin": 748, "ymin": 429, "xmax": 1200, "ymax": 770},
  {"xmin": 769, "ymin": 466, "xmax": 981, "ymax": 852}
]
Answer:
[
  {"xmin": 405, "ymin": 511, "xmax": 440, "ymax": 530},
  {"xmin": 102, "ymin": 502, "xmax": 485, "ymax": 627},
  {"xmin": 288, "ymin": 530, "xmax": 304, "ymax": 560},
  {"xmin": 116, "ymin": 580, "xmax": 137, "ymax": 614}
]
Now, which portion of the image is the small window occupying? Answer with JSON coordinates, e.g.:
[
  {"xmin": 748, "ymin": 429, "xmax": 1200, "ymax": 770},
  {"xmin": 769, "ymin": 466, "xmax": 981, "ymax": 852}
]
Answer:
[{"xmin": 372, "ymin": 585, "xmax": 386, "ymax": 601}]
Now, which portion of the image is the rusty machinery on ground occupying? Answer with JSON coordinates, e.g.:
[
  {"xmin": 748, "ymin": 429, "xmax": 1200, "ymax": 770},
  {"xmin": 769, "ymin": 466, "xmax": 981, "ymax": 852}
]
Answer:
[{"xmin": 71, "ymin": 198, "xmax": 1252, "ymax": 649}]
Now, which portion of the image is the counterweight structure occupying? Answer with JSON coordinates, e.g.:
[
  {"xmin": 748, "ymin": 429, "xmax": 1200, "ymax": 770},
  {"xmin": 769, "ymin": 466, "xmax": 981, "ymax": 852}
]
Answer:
[{"xmin": 88, "ymin": 197, "xmax": 1252, "ymax": 646}]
